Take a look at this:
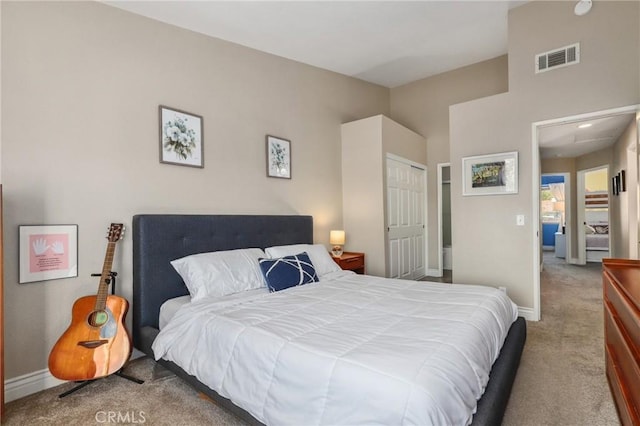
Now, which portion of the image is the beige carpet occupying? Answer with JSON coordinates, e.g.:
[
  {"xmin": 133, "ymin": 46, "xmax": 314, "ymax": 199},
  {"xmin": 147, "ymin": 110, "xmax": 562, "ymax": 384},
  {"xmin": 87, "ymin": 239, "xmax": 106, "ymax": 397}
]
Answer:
[
  {"xmin": 4, "ymin": 254, "xmax": 619, "ymax": 425},
  {"xmin": 501, "ymin": 253, "xmax": 619, "ymax": 426}
]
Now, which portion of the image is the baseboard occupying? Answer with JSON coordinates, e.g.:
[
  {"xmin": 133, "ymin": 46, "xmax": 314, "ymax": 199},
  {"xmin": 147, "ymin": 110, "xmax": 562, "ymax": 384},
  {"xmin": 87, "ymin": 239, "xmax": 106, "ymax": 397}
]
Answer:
[
  {"xmin": 517, "ymin": 306, "xmax": 538, "ymax": 321},
  {"xmin": 4, "ymin": 349, "xmax": 146, "ymax": 402},
  {"xmin": 426, "ymin": 268, "xmax": 442, "ymax": 277},
  {"xmin": 5, "ymin": 368, "xmax": 65, "ymax": 402}
]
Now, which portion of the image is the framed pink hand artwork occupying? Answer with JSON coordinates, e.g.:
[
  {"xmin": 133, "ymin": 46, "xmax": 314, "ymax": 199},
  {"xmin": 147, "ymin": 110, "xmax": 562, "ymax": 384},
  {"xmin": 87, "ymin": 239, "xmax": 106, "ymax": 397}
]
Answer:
[{"xmin": 19, "ymin": 225, "xmax": 78, "ymax": 284}]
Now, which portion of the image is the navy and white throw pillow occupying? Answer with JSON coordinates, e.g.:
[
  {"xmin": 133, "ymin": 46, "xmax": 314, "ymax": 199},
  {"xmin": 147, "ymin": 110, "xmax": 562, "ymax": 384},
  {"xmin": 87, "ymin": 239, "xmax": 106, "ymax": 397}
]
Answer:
[{"xmin": 259, "ymin": 252, "xmax": 318, "ymax": 292}]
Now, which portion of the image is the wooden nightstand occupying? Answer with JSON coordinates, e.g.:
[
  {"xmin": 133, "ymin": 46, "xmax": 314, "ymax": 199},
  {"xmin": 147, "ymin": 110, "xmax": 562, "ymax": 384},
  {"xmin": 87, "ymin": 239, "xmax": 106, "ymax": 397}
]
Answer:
[{"xmin": 332, "ymin": 252, "xmax": 365, "ymax": 274}]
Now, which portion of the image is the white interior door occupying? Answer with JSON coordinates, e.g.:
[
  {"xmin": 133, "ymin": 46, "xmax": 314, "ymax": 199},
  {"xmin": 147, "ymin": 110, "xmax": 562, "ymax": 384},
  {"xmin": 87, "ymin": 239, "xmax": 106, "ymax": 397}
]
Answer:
[{"xmin": 387, "ymin": 156, "xmax": 426, "ymax": 279}]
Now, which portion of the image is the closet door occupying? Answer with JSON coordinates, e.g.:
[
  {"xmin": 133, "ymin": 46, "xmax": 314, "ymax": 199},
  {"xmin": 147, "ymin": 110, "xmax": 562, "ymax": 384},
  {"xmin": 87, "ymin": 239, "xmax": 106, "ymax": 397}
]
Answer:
[{"xmin": 387, "ymin": 158, "xmax": 426, "ymax": 279}]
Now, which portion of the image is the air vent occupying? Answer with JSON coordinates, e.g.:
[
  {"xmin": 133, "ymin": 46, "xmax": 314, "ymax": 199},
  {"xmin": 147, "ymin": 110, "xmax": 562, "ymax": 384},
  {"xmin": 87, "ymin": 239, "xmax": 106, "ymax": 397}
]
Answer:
[{"xmin": 535, "ymin": 43, "xmax": 580, "ymax": 73}]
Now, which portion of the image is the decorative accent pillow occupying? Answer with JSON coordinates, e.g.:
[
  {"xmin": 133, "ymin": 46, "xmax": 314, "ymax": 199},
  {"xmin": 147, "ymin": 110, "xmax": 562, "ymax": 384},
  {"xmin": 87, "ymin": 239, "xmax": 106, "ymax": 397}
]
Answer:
[
  {"xmin": 170, "ymin": 248, "xmax": 266, "ymax": 301},
  {"xmin": 259, "ymin": 252, "xmax": 319, "ymax": 292},
  {"xmin": 265, "ymin": 243, "xmax": 341, "ymax": 278}
]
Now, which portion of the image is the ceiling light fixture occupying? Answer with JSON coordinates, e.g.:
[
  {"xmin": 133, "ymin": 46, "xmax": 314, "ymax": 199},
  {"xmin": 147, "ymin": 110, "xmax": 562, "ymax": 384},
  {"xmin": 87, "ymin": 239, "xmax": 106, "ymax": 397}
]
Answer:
[
  {"xmin": 578, "ymin": 123, "xmax": 593, "ymax": 129},
  {"xmin": 574, "ymin": 0, "xmax": 593, "ymax": 16}
]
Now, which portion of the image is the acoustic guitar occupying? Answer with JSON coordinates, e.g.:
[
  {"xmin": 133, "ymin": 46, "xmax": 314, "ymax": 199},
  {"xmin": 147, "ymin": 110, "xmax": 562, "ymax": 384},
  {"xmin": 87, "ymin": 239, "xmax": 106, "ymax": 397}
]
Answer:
[{"xmin": 48, "ymin": 223, "xmax": 131, "ymax": 382}]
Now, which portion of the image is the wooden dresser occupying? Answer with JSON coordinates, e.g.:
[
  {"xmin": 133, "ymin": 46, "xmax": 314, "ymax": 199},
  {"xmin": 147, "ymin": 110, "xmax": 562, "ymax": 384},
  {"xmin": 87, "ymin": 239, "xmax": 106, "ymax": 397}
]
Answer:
[{"xmin": 602, "ymin": 258, "xmax": 640, "ymax": 425}]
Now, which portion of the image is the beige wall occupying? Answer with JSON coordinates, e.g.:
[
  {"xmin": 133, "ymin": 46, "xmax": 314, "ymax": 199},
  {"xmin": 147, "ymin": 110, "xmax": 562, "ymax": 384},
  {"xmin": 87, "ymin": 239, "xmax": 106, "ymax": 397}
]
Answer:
[
  {"xmin": 541, "ymin": 158, "xmax": 576, "ymax": 175},
  {"xmin": 611, "ymin": 118, "xmax": 639, "ymax": 258},
  {"xmin": 576, "ymin": 148, "xmax": 614, "ymax": 172},
  {"xmin": 449, "ymin": 1, "xmax": 639, "ymax": 310},
  {"xmin": 381, "ymin": 116, "xmax": 427, "ymax": 166},
  {"xmin": 389, "ymin": 56, "xmax": 508, "ymax": 273},
  {"xmin": 341, "ymin": 116, "xmax": 385, "ymax": 276},
  {"xmin": 1, "ymin": 2, "xmax": 389, "ymax": 379}
]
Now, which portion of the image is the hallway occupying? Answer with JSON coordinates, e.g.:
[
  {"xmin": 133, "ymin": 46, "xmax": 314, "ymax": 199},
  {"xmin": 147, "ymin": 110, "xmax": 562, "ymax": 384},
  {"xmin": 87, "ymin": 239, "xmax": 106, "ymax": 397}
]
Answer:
[{"xmin": 502, "ymin": 253, "xmax": 619, "ymax": 425}]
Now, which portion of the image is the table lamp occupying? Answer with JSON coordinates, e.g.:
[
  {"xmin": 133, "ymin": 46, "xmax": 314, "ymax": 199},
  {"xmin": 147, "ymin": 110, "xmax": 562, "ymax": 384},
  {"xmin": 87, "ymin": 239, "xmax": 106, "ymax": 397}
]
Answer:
[{"xmin": 330, "ymin": 230, "xmax": 345, "ymax": 257}]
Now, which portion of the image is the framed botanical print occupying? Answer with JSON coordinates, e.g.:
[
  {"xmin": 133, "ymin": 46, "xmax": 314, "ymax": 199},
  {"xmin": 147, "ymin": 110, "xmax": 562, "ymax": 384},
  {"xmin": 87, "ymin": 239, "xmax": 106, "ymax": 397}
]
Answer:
[
  {"xmin": 266, "ymin": 135, "xmax": 291, "ymax": 179},
  {"xmin": 159, "ymin": 105, "xmax": 204, "ymax": 168}
]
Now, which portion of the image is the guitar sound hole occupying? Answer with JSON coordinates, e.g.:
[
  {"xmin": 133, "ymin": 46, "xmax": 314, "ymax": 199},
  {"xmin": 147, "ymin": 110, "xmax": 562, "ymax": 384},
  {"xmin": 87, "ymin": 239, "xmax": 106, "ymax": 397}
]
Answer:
[{"xmin": 88, "ymin": 310, "xmax": 108, "ymax": 327}]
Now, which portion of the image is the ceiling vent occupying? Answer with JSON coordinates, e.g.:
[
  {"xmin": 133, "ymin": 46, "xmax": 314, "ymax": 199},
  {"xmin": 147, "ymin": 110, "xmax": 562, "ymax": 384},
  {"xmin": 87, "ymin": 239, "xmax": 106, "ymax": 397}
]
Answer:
[{"xmin": 535, "ymin": 43, "xmax": 580, "ymax": 73}]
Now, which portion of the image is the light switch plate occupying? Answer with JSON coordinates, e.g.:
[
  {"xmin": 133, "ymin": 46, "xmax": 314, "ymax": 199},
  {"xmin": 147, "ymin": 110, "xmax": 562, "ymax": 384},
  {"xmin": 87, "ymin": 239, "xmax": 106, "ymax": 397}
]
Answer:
[{"xmin": 516, "ymin": 215, "xmax": 525, "ymax": 226}]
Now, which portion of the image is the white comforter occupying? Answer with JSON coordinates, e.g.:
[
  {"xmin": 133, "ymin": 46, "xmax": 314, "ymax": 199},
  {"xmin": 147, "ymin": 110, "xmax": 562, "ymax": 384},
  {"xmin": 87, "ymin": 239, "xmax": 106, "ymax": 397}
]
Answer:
[{"xmin": 153, "ymin": 271, "xmax": 518, "ymax": 425}]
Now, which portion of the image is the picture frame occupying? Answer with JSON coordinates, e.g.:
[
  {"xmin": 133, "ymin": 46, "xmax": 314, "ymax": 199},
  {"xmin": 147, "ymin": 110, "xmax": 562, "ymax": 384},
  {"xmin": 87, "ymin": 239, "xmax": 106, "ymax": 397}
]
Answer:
[
  {"xmin": 266, "ymin": 135, "xmax": 291, "ymax": 179},
  {"xmin": 159, "ymin": 105, "xmax": 204, "ymax": 168},
  {"xmin": 19, "ymin": 225, "xmax": 78, "ymax": 284},
  {"xmin": 462, "ymin": 151, "xmax": 518, "ymax": 196},
  {"xmin": 612, "ymin": 176, "xmax": 619, "ymax": 196},
  {"xmin": 620, "ymin": 170, "xmax": 626, "ymax": 192}
]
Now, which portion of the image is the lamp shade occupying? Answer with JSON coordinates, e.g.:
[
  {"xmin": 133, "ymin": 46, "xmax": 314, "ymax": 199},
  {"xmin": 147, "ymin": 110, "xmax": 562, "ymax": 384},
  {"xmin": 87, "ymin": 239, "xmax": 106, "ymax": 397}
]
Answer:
[{"xmin": 329, "ymin": 230, "xmax": 345, "ymax": 245}]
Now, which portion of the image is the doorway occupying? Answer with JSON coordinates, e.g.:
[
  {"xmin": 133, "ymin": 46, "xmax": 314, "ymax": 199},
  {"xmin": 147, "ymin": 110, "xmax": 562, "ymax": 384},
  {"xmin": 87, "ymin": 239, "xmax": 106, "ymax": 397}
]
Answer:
[
  {"xmin": 532, "ymin": 104, "xmax": 639, "ymax": 321},
  {"xmin": 541, "ymin": 174, "xmax": 569, "ymax": 261},
  {"xmin": 437, "ymin": 163, "xmax": 452, "ymax": 279},
  {"xmin": 577, "ymin": 166, "xmax": 610, "ymax": 264}
]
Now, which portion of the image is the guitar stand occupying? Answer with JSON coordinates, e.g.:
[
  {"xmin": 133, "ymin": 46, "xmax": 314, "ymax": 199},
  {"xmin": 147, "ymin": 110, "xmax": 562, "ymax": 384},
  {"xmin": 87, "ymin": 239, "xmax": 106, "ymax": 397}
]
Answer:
[
  {"xmin": 58, "ymin": 271, "xmax": 145, "ymax": 398},
  {"xmin": 58, "ymin": 370, "xmax": 145, "ymax": 398}
]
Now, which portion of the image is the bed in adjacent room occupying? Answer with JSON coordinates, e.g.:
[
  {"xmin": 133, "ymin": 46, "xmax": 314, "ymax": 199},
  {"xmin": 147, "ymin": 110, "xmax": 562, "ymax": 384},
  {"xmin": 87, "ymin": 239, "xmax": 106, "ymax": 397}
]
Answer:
[
  {"xmin": 584, "ymin": 191, "xmax": 610, "ymax": 263},
  {"xmin": 585, "ymin": 221, "xmax": 609, "ymax": 262},
  {"xmin": 132, "ymin": 214, "xmax": 526, "ymax": 426}
]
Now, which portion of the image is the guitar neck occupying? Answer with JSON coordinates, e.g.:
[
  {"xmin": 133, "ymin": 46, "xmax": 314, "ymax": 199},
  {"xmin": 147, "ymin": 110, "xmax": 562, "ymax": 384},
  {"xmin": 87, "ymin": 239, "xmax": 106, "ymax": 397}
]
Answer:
[{"xmin": 95, "ymin": 241, "xmax": 117, "ymax": 310}]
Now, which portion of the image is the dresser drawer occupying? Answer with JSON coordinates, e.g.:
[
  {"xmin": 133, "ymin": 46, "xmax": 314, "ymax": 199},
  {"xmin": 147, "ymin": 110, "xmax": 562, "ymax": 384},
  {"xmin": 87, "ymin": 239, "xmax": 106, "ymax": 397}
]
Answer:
[
  {"xmin": 603, "ymin": 259, "xmax": 640, "ymax": 426},
  {"xmin": 333, "ymin": 252, "xmax": 365, "ymax": 274},
  {"xmin": 605, "ymin": 307, "xmax": 640, "ymax": 420},
  {"xmin": 606, "ymin": 350, "xmax": 638, "ymax": 426},
  {"xmin": 605, "ymin": 278, "xmax": 640, "ymax": 354},
  {"xmin": 340, "ymin": 256, "xmax": 364, "ymax": 270}
]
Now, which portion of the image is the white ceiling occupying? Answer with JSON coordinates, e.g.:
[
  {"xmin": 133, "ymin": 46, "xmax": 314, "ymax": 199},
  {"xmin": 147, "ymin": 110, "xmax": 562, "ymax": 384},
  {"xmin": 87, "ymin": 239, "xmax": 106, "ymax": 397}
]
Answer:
[
  {"xmin": 104, "ymin": 0, "xmax": 528, "ymax": 88},
  {"xmin": 538, "ymin": 114, "xmax": 636, "ymax": 159}
]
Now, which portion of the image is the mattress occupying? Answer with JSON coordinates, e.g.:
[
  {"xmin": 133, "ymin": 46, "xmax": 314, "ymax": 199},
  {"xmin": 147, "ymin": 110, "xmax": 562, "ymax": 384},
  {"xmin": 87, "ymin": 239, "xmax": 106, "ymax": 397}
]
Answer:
[
  {"xmin": 152, "ymin": 272, "xmax": 518, "ymax": 425},
  {"xmin": 159, "ymin": 296, "xmax": 191, "ymax": 330}
]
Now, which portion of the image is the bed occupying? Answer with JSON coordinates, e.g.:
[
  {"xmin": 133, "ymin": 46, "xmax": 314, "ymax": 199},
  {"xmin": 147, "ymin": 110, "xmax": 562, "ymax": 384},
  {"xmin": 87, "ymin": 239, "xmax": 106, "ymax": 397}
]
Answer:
[
  {"xmin": 584, "ymin": 192, "xmax": 609, "ymax": 263},
  {"xmin": 132, "ymin": 214, "xmax": 526, "ymax": 425},
  {"xmin": 585, "ymin": 221, "xmax": 609, "ymax": 262}
]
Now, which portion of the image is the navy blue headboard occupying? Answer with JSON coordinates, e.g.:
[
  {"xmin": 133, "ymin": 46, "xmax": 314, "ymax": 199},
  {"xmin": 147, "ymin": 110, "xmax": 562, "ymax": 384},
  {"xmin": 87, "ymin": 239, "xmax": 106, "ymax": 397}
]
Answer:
[{"xmin": 132, "ymin": 214, "xmax": 313, "ymax": 353}]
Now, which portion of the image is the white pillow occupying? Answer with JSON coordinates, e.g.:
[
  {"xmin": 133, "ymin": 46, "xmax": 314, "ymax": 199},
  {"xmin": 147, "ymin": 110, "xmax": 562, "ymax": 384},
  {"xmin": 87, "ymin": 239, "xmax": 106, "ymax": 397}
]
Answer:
[
  {"xmin": 265, "ymin": 244, "xmax": 341, "ymax": 278},
  {"xmin": 170, "ymin": 248, "xmax": 266, "ymax": 301}
]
